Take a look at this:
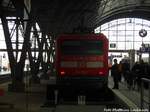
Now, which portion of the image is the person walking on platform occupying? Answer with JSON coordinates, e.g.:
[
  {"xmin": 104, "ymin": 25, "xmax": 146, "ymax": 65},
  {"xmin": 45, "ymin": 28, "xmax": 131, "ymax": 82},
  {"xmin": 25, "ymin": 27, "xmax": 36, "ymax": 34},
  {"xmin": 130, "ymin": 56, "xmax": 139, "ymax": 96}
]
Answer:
[
  {"xmin": 111, "ymin": 59, "xmax": 119, "ymax": 89},
  {"xmin": 131, "ymin": 60, "xmax": 149, "ymax": 90}
]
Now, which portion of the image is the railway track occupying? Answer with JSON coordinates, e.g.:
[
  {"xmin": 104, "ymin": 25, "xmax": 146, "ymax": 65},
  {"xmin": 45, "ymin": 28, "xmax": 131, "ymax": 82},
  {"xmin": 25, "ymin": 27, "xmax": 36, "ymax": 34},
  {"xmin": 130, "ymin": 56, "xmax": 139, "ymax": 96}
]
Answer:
[
  {"xmin": 0, "ymin": 74, "xmax": 11, "ymax": 84},
  {"xmin": 42, "ymin": 87, "xmax": 128, "ymax": 112},
  {"xmin": 0, "ymin": 71, "xmax": 30, "ymax": 84}
]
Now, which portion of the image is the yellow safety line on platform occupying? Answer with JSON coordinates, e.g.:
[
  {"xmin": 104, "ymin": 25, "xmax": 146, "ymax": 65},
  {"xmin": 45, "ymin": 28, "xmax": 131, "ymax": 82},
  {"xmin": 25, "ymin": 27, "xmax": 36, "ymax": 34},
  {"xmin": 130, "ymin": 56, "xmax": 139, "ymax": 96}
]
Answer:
[{"xmin": 111, "ymin": 89, "xmax": 139, "ymax": 109}]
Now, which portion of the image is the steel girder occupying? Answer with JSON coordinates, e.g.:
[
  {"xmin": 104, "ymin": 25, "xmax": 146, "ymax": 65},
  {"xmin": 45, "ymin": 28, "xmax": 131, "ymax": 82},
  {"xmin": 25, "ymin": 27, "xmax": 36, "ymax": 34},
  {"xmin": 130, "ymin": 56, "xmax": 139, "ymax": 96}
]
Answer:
[{"xmin": 0, "ymin": 0, "xmax": 55, "ymax": 91}]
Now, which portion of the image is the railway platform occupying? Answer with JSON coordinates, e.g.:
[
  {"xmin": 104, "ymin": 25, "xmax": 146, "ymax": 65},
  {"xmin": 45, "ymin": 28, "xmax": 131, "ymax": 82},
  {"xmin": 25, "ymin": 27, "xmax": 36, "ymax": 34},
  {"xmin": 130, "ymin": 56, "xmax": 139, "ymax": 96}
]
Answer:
[{"xmin": 0, "ymin": 74, "xmax": 149, "ymax": 112}]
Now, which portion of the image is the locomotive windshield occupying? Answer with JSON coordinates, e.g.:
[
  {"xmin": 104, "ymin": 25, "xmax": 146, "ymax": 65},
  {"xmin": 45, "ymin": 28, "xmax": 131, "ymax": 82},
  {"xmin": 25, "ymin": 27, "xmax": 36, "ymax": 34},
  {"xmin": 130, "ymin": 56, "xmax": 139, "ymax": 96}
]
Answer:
[{"xmin": 61, "ymin": 40, "xmax": 103, "ymax": 55}]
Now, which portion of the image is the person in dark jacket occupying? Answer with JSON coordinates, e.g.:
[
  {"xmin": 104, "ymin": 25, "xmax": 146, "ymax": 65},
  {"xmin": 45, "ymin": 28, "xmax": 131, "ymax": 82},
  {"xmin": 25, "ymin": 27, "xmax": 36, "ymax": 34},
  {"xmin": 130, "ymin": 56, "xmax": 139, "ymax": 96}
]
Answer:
[
  {"xmin": 132, "ymin": 60, "xmax": 149, "ymax": 90},
  {"xmin": 122, "ymin": 60, "xmax": 130, "ymax": 83},
  {"xmin": 118, "ymin": 61, "xmax": 123, "ymax": 82},
  {"xmin": 111, "ymin": 59, "xmax": 120, "ymax": 89},
  {"xmin": 131, "ymin": 61, "xmax": 140, "ymax": 90}
]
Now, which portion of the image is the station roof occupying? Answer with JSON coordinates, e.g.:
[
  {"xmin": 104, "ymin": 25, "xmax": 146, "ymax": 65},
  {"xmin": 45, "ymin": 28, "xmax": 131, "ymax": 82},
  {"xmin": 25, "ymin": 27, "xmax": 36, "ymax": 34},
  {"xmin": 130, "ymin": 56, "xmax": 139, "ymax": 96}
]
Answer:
[{"xmin": 1, "ymin": 0, "xmax": 150, "ymax": 35}]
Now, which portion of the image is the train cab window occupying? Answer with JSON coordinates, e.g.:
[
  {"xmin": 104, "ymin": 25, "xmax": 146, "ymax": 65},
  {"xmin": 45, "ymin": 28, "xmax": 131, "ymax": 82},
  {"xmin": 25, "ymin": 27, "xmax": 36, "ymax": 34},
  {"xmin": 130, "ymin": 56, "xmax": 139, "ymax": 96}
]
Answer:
[{"xmin": 60, "ymin": 40, "xmax": 103, "ymax": 55}]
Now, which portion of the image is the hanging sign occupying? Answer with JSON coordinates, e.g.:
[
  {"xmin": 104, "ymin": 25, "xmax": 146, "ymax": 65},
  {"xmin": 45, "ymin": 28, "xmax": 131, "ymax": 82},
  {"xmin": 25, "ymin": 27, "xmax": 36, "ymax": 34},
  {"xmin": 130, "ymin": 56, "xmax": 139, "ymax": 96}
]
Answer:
[{"xmin": 139, "ymin": 29, "xmax": 147, "ymax": 37}]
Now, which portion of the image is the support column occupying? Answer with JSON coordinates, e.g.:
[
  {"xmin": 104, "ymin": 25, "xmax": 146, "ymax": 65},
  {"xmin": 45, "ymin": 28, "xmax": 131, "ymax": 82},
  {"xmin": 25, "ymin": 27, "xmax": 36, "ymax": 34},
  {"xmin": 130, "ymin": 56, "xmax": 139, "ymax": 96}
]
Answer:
[
  {"xmin": 1, "ymin": 15, "xmax": 25, "ymax": 92},
  {"xmin": 148, "ymin": 52, "xmax": 150, "ymax": 64},
  {"xmin": 0, "ymin": 0, "xmax": 35, "ymax": 91},
  {"xmin": 129, "ymin": 50, "xmax": 135, "ymax": 69}
]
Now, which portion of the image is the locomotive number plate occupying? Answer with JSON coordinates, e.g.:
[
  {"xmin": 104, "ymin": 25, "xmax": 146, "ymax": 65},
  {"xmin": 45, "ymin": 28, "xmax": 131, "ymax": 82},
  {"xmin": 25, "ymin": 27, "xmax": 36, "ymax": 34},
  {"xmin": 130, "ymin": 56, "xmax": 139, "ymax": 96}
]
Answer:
[{"xmin": 78, "ymin": 62, "xmax": 86, "ymax": 68}]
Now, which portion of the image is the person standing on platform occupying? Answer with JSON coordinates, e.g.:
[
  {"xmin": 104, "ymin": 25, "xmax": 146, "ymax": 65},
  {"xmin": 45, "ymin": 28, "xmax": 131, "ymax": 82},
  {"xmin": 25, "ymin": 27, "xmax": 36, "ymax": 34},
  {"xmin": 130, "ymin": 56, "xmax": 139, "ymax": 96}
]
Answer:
[
  {"xmin": 118, "ymin": 61, "xmax": 123, "ymax": 82},
  {"xmin": 111, "ymin": 59, "xmax": 119, "ymax": 89}
]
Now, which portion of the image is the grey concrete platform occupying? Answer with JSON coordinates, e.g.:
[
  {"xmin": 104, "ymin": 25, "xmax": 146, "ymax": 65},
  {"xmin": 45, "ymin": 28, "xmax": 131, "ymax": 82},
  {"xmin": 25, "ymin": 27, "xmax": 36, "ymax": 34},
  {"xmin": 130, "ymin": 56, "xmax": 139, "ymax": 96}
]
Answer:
[{"xmin": 108, "ymin": 76, "xmax": 149, "ymax": 111}]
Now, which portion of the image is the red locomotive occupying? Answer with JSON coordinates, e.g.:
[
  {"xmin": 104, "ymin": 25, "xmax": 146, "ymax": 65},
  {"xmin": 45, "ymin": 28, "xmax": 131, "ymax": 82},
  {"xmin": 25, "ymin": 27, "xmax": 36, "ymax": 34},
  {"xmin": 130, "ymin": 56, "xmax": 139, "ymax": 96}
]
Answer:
[{"xmin": 56, "ymin": 33, "xmax": 109, "ymax": 88}]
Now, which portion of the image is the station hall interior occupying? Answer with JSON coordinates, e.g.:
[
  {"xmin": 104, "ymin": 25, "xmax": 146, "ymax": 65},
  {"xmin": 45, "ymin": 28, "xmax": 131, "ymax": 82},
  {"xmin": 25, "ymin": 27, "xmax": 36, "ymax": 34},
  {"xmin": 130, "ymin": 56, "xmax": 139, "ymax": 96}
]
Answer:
[{"xmin": 0, "ymin": 0, "xmax": 150, "ymax": 112}]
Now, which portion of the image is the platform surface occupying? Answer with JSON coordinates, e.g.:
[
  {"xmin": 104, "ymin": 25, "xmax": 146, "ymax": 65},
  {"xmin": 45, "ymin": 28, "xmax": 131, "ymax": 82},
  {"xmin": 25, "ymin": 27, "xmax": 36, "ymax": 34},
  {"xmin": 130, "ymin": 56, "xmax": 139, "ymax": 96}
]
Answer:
[{"xmin": 0, "ymin": 75, "xmax": 149, "ymax": 112}]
